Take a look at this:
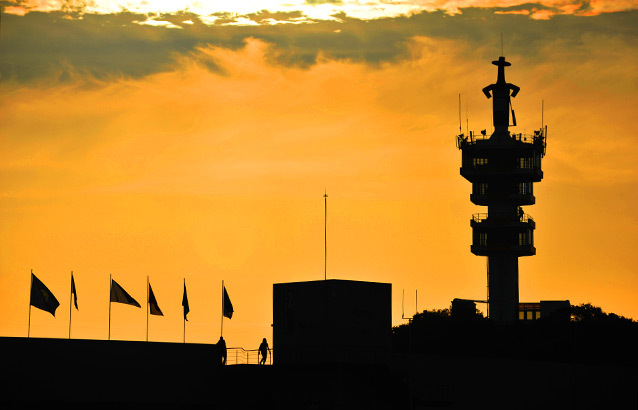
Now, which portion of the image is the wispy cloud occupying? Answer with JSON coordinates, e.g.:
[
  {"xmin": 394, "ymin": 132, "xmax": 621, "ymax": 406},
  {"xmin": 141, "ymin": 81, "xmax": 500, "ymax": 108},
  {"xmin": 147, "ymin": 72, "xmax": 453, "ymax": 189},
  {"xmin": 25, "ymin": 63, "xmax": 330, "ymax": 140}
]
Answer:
[{"xmin": 4, "ymin": 0, "xmax": 637, "ymax": 21}]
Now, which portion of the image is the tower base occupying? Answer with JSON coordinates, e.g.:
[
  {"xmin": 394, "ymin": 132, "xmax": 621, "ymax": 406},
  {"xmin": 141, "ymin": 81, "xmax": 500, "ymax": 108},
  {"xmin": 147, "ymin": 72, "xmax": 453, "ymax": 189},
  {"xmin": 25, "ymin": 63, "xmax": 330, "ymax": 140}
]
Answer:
[{"xmin": 488, "ymin": 255, "xmax": 519, "ymax": 323}]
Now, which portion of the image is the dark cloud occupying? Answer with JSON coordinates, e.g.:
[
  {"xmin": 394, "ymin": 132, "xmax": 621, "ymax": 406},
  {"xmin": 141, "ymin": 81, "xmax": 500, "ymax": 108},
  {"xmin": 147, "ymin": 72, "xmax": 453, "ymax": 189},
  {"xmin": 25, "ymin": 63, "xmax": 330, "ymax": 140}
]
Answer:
[{"xmin": 1, "ymin": 7, "xmax": 637, "ymax": 83}]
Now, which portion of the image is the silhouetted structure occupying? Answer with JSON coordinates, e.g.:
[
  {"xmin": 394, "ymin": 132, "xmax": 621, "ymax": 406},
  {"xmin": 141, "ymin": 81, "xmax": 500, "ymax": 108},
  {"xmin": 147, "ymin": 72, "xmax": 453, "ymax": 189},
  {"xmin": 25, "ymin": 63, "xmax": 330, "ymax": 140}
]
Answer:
[
  {"xmin": 273, "ymin": 279, "xmax": 391, "ymax": 365},
  {"xmin": 451, "ymin": 298, "xmax": 480, "ymax": 320},
  {"xmin": 457, "ymin": 56, "xmax": 547, "ymax": 323},
  {"xmin": 519, "ymin": 300, "xmax": 570, "ymax": 321}
]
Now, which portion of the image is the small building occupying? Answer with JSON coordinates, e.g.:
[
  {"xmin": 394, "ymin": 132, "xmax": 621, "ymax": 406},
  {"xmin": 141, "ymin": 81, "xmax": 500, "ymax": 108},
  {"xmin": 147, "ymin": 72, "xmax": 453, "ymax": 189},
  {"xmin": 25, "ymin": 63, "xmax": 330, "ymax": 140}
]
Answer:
[
  {"xmin": 273, "ymin": 279, "xmax": 391, "ymax": 365},
  {"xmin": 519, "ymin": 300, "xmax": 571, "ymax": 321},
  {"xmin": 451, "ymin": 298, "xmax": 480, "ymax": 319}
]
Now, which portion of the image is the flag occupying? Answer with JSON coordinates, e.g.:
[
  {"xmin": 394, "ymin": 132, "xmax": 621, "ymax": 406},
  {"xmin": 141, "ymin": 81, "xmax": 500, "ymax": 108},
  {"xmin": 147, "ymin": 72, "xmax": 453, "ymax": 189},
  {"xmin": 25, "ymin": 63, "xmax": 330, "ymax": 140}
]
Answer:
[
  {"xmin": 71, "ymin": 273, "xmax": 78, "ymax": 310},
  {"xmin": 148, "ymin": 282, "xmax": 163, "ymax": 316},
  {"xmin": 110, "ymin": 279, "xmax": 141, "ymax": 307},
  {"xmin": 182, "ymin": 283, "xmax": 189, "ymax": 321},
  {"xmin": 223, "ymin": 286, "xmax": 233, "ymax": 319},
  {"xmin": 30, "ymin": 273, "xmax": 60, "ymax": 316}
]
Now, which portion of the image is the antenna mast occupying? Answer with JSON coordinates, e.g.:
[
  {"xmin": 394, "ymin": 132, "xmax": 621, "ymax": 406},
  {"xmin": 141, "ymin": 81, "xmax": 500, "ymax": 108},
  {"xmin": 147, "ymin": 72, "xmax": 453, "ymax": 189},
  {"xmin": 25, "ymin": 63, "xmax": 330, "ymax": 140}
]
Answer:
[
  {"xmin": 466, "ymin": 98, "xmax": 469, "ymax": 136},
  {"xmin": 458, "ymin": 94, "xmax": 462, "ymax": 134},
  {"xmin": 324, "ymin": 189, "xmax": 328, "ymax": 280}
]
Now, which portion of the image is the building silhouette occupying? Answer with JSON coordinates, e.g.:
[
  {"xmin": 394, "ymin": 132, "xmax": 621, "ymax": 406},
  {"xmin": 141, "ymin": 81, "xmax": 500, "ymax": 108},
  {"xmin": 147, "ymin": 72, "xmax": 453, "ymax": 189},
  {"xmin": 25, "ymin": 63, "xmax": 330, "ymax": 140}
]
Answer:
[
  {"xmin": 457, "ymin": 56, "xmax": 547, "ymax": 323},
  {"xmin": 273, "ymin": 279, "xmax": 391, "ymax": 365}
]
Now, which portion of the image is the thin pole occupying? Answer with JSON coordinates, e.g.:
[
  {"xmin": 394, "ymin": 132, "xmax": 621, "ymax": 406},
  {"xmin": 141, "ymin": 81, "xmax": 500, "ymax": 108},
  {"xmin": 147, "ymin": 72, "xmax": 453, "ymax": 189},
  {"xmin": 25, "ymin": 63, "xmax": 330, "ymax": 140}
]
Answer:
[
  {"xmin": 402, "ymin": 289, "xmax": 404, "ymax": 318},
  {"xmin": 466, "ymin": 98, "xmax": 469, "ymax": 136},
  {"xmin": 28, "ymin": 269, "xmax": 33, "ymax": 338},
  {"xmin": 146, "ymin": 275, "xmax": 149, "ymax": 342},
  {"xmin": 324, "ymin": 190, "xmax": 327, "ymax": 280},
  {"xmin": 221, "ymin": 280, "xmax": 224, "ymax": 338},
  {"xmin": 69, "ymin": 271, "xmax": 73, "ymax": 339},
  {"xmin": 108, "ymin": 274, "xmax": 111, "ymax": 341},
  {"xmin": 183, "ymin": 278, "xmax": 186, "ymax": 344},
  {"xmin": 415, "ymin": 289, "xmax": 418, "ymax": 315},
  {"xmin": 458, "ymin": 94, "xmax": 462, "ymax": 135}
]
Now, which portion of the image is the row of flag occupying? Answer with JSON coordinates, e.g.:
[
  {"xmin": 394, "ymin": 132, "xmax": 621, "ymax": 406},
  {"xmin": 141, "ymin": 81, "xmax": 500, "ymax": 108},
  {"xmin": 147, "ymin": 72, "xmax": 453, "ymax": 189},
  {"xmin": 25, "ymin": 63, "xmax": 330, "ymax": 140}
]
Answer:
[{"xmin": 28, "ymin": 271, "xmax": 234, "ymax": 339}]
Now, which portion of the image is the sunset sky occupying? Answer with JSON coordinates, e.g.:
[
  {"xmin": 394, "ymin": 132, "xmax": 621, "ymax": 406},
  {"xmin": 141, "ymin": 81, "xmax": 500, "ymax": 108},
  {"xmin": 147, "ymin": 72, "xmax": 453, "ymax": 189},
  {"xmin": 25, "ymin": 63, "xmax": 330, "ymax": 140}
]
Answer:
[{"xmin": 1, "ymin": 0, "xmax": 637, "ymax": 349}]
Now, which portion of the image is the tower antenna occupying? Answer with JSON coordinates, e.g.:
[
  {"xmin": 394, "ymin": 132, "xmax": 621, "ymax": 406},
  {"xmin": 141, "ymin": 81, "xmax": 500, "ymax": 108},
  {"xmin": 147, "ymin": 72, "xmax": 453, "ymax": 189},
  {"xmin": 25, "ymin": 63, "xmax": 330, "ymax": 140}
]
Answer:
[
  {"xmin": 466, "ymin": 98, "xmax": 469, "ymax": 136},
  {"xmin": 501, "ymin": 33, "xmax": 504, "ymax": 56},
  {"xmin": 458, "ymin": 94, "xmax": 462, "ymax": 134}
]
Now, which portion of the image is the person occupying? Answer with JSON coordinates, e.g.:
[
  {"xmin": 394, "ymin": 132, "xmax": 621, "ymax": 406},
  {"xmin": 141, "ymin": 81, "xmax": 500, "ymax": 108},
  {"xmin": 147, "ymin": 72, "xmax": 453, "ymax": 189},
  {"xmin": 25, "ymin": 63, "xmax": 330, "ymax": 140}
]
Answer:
[
  {"xmin": 258, "ymin": 338, "xmax": 270, "ymax": 365},
  {"xmin": 217, "ymin": 336, "xmax": 227, "ymax": 365},
  {"xmin": 518, "ymin": 207, "xmax": 524, "ymax": 221}
]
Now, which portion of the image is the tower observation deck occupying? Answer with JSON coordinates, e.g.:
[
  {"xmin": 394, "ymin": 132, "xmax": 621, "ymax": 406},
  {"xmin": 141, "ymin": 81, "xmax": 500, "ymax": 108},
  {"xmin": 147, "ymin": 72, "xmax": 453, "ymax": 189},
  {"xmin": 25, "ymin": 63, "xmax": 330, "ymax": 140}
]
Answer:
[{"xmin": 456, "ymin": 56, "xmax": 547, "ymax": 324}]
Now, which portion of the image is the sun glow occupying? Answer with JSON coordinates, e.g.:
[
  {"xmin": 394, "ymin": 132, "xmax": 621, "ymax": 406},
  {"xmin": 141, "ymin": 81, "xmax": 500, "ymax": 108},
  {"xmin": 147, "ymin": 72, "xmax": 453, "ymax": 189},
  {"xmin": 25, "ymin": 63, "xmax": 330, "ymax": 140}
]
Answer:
[{"xmin": 6, "ymin": 0, "xmax": 637, "ymax": 21}]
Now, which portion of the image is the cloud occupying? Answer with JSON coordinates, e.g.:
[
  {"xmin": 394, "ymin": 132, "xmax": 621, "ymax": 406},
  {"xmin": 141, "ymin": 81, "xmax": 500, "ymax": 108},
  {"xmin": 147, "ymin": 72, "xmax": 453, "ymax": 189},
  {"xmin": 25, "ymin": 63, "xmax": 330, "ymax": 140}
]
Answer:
[
  {"xmin": 2, "ymin": 7, "xmax": 637, "ymax": 84},
  {"xmin": 133, "ymin": 18, "xmax": 183, "ymax": 29},
  {"xmin": 4, "ymin": 0, "xmax": 637, "ymax": 20},
  {"xmin": 2, "ymin": 33, "xmax": 636, "ymax": 197}
]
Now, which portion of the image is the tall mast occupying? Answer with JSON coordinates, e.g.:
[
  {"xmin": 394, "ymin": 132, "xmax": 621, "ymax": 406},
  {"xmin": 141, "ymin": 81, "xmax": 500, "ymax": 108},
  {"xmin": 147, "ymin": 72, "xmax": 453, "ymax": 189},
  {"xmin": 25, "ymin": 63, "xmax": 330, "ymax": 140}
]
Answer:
[{"xmin": 324, "ymin": 190, "xmax": 328, "ymax": 280}]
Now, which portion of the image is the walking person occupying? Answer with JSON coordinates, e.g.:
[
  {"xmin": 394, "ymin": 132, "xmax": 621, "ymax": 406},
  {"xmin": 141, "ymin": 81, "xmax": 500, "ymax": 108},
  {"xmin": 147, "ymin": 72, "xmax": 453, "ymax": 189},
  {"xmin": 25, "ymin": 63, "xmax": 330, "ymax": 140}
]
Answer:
[{"xmin": 258, "ymin": 338, "xmax": 270, "ymax": 365}]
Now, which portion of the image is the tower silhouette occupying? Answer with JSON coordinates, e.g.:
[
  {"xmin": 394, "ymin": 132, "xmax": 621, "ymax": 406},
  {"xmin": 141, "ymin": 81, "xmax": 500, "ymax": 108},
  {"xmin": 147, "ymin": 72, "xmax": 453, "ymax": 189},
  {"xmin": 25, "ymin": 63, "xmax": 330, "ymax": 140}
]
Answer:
[{"xmin": 457, "ymin": 56, "xmax": 547, "ymax": 323}]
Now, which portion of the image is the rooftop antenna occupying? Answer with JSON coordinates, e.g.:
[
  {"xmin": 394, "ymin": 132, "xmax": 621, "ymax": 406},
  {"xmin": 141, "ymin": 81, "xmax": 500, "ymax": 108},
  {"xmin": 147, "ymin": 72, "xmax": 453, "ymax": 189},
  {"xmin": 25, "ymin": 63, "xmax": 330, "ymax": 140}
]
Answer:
[
  {"xmin": 402, "ymin": 289, "xmax": 418, "ymax": 321},
  {"xmin": 458, "ymin": 94, "xmax": 462, "ymax": 135},
  {"xmin": 466, "ymin": 98, "xmax": 469, "ymax": 137},
  {"xmin": 541, "ymin": 99, "xmax": 544, "ymax": 130},
  {"xmin": 324, "ymin": 189, "xmax": 328, "ymax": 280},
  {"xmin": 501, "ymin": 33, "xmax": 504, "ymax": 56},
  {"xmin": 402, "ymin": 289, "xmax": 412, "ymax": 323}
]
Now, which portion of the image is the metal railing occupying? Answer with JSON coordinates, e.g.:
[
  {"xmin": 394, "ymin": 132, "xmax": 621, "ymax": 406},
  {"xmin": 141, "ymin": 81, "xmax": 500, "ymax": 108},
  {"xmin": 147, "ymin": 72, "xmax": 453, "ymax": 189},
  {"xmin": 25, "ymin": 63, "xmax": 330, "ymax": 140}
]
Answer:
[
  {"xmin": 472, "ymin": 212, "xmax": 533, "ymax": 223},
  {"xmin": 456, "ymin": 127, "xmax": 547, "ymax": 155},
  {"xmin": 226, "ymin": 347, "xmax": 272, "ymax": 365}
]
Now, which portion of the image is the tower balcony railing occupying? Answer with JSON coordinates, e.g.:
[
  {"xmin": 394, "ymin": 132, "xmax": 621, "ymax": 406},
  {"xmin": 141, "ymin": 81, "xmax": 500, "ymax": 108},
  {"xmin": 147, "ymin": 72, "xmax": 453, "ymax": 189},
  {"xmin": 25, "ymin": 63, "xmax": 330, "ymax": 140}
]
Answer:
[
  {"xmin": 470, "ymin": 192, "xmax": 535, "ymax": 207},
  {"xmin": 471, "ymin": 243, "xmax": 536, "ymax": 257},
  {"xmin": 472, "ymin": 212, "xmax": 534, "ymax": 224},
  {"xmin": 456, "ymin": 127, "xmax": 547, "ymax": 156}
]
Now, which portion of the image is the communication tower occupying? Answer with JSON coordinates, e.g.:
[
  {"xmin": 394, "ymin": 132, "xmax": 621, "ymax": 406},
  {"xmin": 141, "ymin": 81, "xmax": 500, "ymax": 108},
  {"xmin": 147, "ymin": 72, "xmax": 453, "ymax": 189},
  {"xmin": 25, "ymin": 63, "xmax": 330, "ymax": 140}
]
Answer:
[{"xmin": 456, "ymin": 56, "xmax": 547, "ymax": 323}]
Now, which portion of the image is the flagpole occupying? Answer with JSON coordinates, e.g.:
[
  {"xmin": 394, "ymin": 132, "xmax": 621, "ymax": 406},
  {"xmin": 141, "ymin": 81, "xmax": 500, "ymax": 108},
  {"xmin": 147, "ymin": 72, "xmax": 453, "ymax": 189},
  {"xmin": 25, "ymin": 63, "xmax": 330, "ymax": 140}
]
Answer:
[
  {"xmin": 28, "ymin": 269, "xmax": 33, "ymax": 338},
  {"xmin": 108, "ymin": 274, "xmax": 111, "ymax": 341},
  {"xmin": 146, "ymin": 275, "xmax": 149, "ymax": 342},
  {"xmin": 221, "ymin": 280, "xmax": 224, "ymax": 338},
  {"xmin": 69, "ymin": 271, "xmax": 73, "ymax": 339}
]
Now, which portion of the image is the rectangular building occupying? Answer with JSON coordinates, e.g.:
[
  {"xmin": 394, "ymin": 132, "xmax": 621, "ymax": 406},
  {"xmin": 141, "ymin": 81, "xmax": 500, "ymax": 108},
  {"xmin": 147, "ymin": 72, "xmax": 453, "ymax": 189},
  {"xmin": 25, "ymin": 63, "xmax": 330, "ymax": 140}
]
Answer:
[{"xmin": 273, "ymin": 279, "xmax": 391, "ymax": 365}]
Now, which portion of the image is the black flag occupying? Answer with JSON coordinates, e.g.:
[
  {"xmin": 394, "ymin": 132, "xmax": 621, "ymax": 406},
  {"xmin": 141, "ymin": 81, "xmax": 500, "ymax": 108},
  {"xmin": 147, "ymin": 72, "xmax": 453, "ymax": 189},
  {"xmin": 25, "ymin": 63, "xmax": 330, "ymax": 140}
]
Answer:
[
  {"xmin": 223, "ymin": 286, "xmax": 233, "ymax": 319},
  {"xmin": 71, "ymin": 274, "xmax": 78, "ymax": 310},
  {"xmin": 110, "ymin": 279, "xmax": 141, "ymax": 307},
  {"xmin": 30, "ymin": 273, "xmax": 60, "ymax": 316},
  {"xmin": 182, "ymin": 283, "xmax": 189, "ymax": 321},
  {"xmin": 148, "ymin": 283, "xmax": 163, "ymax": 316}
]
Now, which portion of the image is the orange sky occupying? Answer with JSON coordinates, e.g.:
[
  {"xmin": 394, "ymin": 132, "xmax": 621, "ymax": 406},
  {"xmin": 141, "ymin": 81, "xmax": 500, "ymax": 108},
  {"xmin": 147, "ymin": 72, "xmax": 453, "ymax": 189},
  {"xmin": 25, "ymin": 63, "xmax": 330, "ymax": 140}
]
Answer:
[{"xmin": 1, "ymin": 3, "xmax": 637, "ymax": 348}]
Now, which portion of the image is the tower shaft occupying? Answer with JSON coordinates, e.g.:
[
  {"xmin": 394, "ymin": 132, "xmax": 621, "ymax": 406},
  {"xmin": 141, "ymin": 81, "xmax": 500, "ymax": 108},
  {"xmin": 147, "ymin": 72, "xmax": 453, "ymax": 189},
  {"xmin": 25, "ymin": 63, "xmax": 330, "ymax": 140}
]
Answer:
[{"xmin": 488, "ymin": 255, "xmax": 519, "ymax": 323}]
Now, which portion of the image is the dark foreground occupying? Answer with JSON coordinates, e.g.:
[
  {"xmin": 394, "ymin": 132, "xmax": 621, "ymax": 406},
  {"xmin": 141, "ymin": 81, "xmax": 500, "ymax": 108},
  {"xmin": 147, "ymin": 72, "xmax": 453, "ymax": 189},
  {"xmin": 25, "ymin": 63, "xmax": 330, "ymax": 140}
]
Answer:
[{"xmin": 0, "ymin": 336, "xmax": 636, "ymax": 409}]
